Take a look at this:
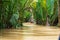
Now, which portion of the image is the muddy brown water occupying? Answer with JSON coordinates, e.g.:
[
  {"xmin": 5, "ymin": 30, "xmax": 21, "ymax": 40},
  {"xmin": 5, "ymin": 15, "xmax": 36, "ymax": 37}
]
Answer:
[{"xmin": 0, "ymin": 23, "xmax": 60, "ymax": 40}]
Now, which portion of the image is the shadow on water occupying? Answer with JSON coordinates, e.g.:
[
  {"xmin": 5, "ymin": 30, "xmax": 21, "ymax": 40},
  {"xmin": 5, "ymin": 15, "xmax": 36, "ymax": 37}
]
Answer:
[{"xmin": 0, "ymin": 28, "xmax": 24, "ymax": 39}]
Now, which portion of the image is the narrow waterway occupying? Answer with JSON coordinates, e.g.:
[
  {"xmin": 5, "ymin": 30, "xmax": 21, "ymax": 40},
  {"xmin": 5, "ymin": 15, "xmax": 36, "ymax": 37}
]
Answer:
[{"xmin": 0, "ymin": 23, "xmax": 60, "ymax": 40}]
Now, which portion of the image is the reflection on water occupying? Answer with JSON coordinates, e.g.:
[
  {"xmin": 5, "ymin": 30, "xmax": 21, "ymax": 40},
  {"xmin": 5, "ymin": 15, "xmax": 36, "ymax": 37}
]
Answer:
[{"xmin": 0, "ymin": 23, "xmax": 60, "ymax": 40}]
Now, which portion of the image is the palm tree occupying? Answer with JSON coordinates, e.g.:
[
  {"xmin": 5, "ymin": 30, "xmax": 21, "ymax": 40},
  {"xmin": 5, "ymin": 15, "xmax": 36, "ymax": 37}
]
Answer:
[{"xmin": 0, "ymin": 0, "xmax": 33, "ymax": 28}]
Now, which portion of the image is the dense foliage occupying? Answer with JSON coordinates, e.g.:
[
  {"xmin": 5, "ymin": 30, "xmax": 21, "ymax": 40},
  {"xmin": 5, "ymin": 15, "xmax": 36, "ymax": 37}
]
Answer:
[
  {"xmin": 0, "ymin": 0, "xmax": 59, "ymax": 29},
  {"xmin": 32, "ymin": 0, "xmax": 58, "ymax": 26},
  {"xmin": 0, "ymin": 0, "xmax": 33, "ymax": 28}
]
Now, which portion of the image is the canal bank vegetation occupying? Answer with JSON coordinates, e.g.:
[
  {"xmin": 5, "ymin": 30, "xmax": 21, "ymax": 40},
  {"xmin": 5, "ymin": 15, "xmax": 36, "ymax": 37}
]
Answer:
[{"xmin": 0, "ymin": 0, "xmax": 59, "ymax": 29}]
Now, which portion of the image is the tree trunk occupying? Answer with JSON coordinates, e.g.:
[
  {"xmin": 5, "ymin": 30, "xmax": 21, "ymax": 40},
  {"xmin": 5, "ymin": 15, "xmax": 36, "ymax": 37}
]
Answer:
[{"xmin": 58, "ymin": 0, "xmax": 60, "ymax": 27}]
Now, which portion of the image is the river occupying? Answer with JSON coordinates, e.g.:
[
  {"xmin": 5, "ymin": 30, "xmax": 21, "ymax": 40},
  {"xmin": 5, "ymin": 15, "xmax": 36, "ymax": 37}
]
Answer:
[{"xmin": 0, "ymin": 22, "xmax": 60, "ymax": 40}]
